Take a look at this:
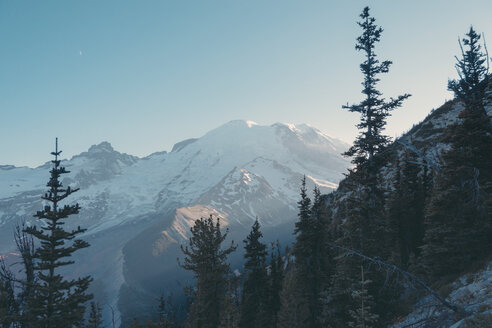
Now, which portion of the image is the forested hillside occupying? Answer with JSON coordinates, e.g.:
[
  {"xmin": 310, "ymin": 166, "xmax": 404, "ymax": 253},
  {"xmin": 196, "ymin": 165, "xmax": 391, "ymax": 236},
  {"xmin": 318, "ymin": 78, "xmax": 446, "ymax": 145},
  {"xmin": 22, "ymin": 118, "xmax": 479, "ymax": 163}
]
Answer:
[
  {"xmin": 314, "ymin": 76, "xmax": 492, "ymax": 328},
  {"xmin": 273, "ymin": 12, "xmax": 492, "ymax": 328},
  {"xmin": 275, "ymin": 18, "xmax": 492, "ymax": 328}
]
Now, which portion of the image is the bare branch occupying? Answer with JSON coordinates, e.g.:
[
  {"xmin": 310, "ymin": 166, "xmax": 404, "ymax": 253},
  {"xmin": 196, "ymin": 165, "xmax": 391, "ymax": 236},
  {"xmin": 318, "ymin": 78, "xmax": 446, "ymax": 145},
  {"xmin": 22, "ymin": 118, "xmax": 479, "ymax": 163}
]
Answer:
[
  {"xmin": 327, "ymin": 242, "xmax": 466, "ymax": 315},
  {"xmin": 483, "ymin": 33, "xmax": 490, "ymax": 74}
]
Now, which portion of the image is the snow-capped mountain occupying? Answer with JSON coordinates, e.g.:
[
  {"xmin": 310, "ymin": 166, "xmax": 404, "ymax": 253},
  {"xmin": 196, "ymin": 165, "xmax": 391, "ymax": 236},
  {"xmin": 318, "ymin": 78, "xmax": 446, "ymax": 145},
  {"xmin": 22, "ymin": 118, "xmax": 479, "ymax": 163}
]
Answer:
[{"xmin": 0, "ymin": 120, "xmax": 350, "ymax": 325}]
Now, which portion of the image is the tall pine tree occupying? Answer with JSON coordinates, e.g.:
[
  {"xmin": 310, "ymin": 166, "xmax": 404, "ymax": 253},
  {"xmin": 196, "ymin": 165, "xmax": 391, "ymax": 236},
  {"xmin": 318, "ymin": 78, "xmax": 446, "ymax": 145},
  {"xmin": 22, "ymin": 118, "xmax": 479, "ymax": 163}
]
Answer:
[
  {"xmin": 327, "ymin": 185, "xmax": 374, "ymax": 327},
  {"xmin": 386, "ymin": 154, "xmax": 427, "ymax": 268},
  {"xmin": 264, "ymin": 241, "xmax": 284, "ymax": 328},
  {"xmin": 421, "ymin": 27, "xmax": 492, "ymax": 278},
  {"xmin": 343, "ymin": 6, "xmax": 410, "ymax": 168},
  {"xmin": 179, "ymin": 215, "xmax": 236, "ymax": 328},
  {"xmin": 24, "ymin": 138, "xmax": 92, "ymax": 327},
  {"xmin": 285, "ymin": 178, "xmax": 333, "ymax": 327},
  {"xmin": 329, "ymin": 7, "xmax": 411, "ymax": 324},
  {"xmin": 239, "ymin": 218, "xmax": 268, "ymax": 328},
  {"xmin": 348, "ymin": 266, "xmax": 378, "ymax": 328},
  {"xmin": 87, "ymin": 302, "xmax": 104, "ymax": 328}
]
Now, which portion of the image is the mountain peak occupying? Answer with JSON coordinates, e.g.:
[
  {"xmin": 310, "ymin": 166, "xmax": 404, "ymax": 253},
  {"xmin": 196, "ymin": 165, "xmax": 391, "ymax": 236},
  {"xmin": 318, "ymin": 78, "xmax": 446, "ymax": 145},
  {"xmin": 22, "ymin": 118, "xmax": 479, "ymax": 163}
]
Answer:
[
  {"xmin": 222, "ymin": 120, "xmax": 259, "ymax": 128},
  {"xmin": 245, "ymin": 120, "xmax": 258, "ymax": 128},
  {"xmin": 87, "ymin": 142, "xmax": 115, "ymax": 153},
  {"xmin": 70, "ymin": 141, "xmax": 138, "ymax": 165}
]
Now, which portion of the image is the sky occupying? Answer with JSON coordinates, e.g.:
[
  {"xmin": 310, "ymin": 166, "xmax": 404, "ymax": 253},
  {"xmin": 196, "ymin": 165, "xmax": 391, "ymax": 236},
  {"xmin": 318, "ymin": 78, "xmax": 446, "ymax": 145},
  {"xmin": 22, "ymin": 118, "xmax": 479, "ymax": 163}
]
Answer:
[{"xmin": 1, "ymin": 0, "xmax": 491, "ymax": 167}]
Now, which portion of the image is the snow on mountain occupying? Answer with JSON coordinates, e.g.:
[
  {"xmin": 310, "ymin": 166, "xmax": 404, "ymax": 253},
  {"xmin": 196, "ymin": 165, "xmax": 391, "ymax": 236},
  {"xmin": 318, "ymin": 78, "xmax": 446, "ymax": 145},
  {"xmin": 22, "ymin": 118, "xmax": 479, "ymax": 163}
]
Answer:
[
  {"xmin": 0, "ymin": 120, "xmax": 350, "ymax": 325},
  {"xmin": 152, "ymin": 205, "xmax": 229, "ymax": 257},
  {"xmin": 197, "ymin": 165, "xmax": 288, "ymax": 226},
  {"xmin": 68, "ymin": 141, "xmax": 139, "ymax": 186},
  {"xmin": 0, "ymin": 166, "xmax": 46, "ymax": 199}
]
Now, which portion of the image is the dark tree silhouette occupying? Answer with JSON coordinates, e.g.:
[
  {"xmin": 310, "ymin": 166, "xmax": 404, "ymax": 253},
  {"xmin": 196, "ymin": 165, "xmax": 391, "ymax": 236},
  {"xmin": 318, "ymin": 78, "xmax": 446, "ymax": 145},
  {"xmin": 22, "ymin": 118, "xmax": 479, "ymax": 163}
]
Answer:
[
  {"xmin": 343, "ymin": 6, "xmax": 410, "ymax": 167},
  {"xmin": 87, "ymin": 302, "xmax": 104, "ymax": 328},
  {"xmin": 0, "ymin": 222, "xmax": 35, "ymax": 326},
  {"xmin": 179, "ymin": 215, "xmax": 236, "ymax": 328},
  {"xmin": 239, "ymin": 218, "xmax": 268, "ymax": 328},
  {"xmin": 422, "ymin": 27, "xmax": 492, "ymax": 278},
  {"xmin": 24, "ymin": 138, "xmax": 92, "ymax": 327}
]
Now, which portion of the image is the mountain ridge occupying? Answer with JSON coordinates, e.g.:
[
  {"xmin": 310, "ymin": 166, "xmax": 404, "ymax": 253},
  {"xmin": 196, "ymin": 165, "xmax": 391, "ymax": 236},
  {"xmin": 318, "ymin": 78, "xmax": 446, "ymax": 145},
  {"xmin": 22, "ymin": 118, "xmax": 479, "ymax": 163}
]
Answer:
[{"xmin": 0, "ymin": 119, "xmax": 350, "ymax": 326}]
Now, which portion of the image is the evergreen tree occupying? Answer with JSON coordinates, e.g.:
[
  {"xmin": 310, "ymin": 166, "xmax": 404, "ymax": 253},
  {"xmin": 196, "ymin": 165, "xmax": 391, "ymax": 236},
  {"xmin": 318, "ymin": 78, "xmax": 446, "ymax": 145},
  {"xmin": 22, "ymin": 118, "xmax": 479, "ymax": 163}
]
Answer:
[
  {"xmin": 448, "ymin": 27, "xmax": 489, "ymax": 112},
  {"xmin": 179, "ymin": 215, "xmax": 236, "ymax": 328},
  {"xmin": 276, "ymin": 263, "xmax": 306, "ymax": 328},
  {"xmin": 301, "ymin": 187, "xmax": 331, "ymax": 327},
  {"xmin": 219, "ymin": 291, "xmax": 239, "ymax": 328},
  {"xmin": 87, "ymin": 302, "xmax": 103, "ymax": 328},
  {"xmin": 348, "ymin": 266, "xmax": 378, "ymax": 328},
  {"xmin": 287, "ymin": 179, "xmax": 333, "ymax": 327},
  {"xmin": 326, "ymin": 175, "xmax": 392, "ymax": 325},
  {"xmin": 327, "ymin": 186, "xmax": 372, "ymax": 327},
  {"xmin": 264, "ymin": 241, "xmax": 284, "ymax": 328},
  {"xmin": 134, "ymin": 295, "xmax": 179, "ymax": 328},
  {"xmin": 23, "ymin": 139, "xmax": 93, "ymax": 327},
  {"xmin": 386, "ymin": 154, "xmax": 427, "ymax": 268},
  {"xmin": 239, "ymin": 219, "xmax": 268, "ymax": 328},
  {"xmin": 294, "ymin": 176, "xmax": 311, "ymax": 237},
  {"xmin": 343, "ymin": 6, "xmax": 410, "ymax": 167},
  {"xmin": 290, "ymin": 176, "xmax": 314, "ymax": 327},
  {"xmin": 15, "ymin": 223, "xmax": 36, "ymax": 314},
  {"xmin": 0, "ymin": 267, "xmax": 16, "ymax": 327},
  {"xmin": 219, "ymin": 276, "xmax": 240, "ymax": 328},
  {"xmin": 144, "ymin": 295, "xmax": 178, "ymax": 328},
  {"xmin": 157, "ymin": 296, "xmax": 167, "ymax": 325},
  {"xmin": 328, "ymin": 7, "xmax": 411, "ymax": 324},
  {"xmin": 0, "ymin": 223, "xmax": 35, "ymax": 326},
  {"xmin": 421, "ymin": 27, "xmax": 492, "ymax": 278}
]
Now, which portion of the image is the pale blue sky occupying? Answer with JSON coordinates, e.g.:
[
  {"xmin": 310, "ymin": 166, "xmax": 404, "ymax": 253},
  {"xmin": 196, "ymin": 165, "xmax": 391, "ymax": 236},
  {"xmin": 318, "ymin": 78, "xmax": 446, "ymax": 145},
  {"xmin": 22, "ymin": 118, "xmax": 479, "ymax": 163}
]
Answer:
[{"xmin": 1, "ymin": 0, "xmax": 491, "ymax": 167}]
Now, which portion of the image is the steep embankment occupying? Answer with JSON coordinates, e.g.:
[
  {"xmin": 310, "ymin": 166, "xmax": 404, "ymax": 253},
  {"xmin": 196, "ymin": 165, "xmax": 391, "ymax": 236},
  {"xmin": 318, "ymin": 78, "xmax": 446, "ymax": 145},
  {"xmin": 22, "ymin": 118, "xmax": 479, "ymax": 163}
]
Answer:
[{"xmin": 324, "ymin": 89, "xmax": 492, "ymax": 327}]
